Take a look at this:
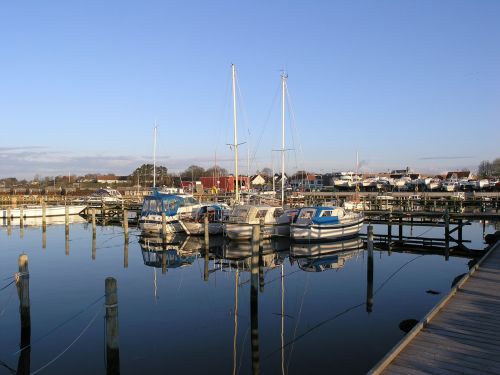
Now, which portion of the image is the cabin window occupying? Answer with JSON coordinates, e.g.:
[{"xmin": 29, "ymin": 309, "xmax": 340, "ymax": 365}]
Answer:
[
  {"xmin": 273, "ymin": 208, "xmax": 284, "ymax": 218},
  {"xmin": 256, "ymin": 209, "xmax": 267, "ymax": 219},
  {"xmin": 320, "ymin": 211, "xmax": 332, "ymax": 217},
  {"xmin": 164, "ymin": 200, "xmax": 177, "ymax": 211},
  {"xmin": 298, "ymin": 209, "xmax": 316, "ymax": 219}
]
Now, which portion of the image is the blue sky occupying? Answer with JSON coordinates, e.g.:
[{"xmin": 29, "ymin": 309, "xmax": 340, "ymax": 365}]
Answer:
[{"xmin": 1, "ymin": 0, "xmax": 499, "ymax": 179}]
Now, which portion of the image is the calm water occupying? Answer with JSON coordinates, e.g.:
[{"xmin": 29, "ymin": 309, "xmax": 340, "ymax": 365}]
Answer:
[{"xmin": 0, "ymin": 218, "xmax": 497, "ymax": 375}]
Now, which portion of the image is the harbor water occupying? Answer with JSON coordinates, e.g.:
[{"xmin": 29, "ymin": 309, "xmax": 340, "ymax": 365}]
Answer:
[{"xmin": 0, "ymin": 218, "xmax": 497, "ymax": 374}]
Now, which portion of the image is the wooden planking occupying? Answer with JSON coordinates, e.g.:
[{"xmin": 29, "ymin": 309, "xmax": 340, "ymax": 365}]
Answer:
[{"xmin": 370, "ymin": 240, "xmax": 500, "ymax": 375}]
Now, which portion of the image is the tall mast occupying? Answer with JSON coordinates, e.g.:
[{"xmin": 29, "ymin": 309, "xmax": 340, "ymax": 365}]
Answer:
[
  {"xmin": 153, "ymin": 123, "xmax": 157, "ymax": 189},
  {"xmin": 272, "ymin": 151, "xmax": 275, "ymax": 193},
  {"xmin": 232, "ymin": 64, "xmax": 240, "ymax": 203},
  {"xmin": 281, "ymin": 72, "xmax": 287, "ymax": 207}
]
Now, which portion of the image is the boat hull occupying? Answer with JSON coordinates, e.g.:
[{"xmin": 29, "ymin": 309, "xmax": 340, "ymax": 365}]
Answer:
[
  {"xmin": 1, "ymin": 205, "xmax": 86, "ymax": 219},
  {"xmin": 179, "ymin": 220, "xmax": 224, "ymax": 236},
  {"xmin": 139, "ymin": 216, "xmax": 184, "ymax": 234},
  {"xmin": 291, "ymin": 216, "xmax": 364, "ymax": 242},
  {"xmin": 224, "ymin": 223, "xmax": 290, "ymax": 241}
]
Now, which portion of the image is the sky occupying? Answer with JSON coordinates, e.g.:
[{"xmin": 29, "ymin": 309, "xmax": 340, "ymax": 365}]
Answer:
[{"xmin": 1, "ymin": 0, "xmax": 499, "ymax": 179}]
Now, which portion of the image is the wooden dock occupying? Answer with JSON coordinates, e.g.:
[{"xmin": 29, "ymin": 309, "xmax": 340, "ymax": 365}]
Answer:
[{"xmin": 369, "ymin": 239, "xmax": 500, "ymax": 374}]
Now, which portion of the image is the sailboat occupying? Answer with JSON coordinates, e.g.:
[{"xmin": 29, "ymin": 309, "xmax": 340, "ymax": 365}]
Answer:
[
  {"xmin": 224, "ymin": 68, "xmax": 295, "ymax": 240},
  {"xmin": 138, "ymin": 125, "xmax": 202, "ymax": 233}
]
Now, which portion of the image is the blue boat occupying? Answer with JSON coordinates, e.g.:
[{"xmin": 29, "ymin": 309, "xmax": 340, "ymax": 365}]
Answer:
[{"xmin": 138, "ymin": 190, "xmax": 202, "ymax": 233}]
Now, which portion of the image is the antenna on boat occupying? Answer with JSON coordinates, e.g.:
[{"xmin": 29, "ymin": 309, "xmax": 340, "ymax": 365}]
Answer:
[
  {"xmin": 281, "ymin": 71, "xmax": 287, "ymax": 207},
  {"xmin": 273, "ymin": 71, "xmax": 292, "ymax": 207},
  {"xmin": 153, "ymin": 123, "xmax": 157, "ymax": 189},
  {"xmin": 226, "ymin": 64, "xmax": 246, "ymax": 204}
]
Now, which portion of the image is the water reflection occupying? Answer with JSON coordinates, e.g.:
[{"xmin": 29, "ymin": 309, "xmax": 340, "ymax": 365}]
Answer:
[
  {"xmin": 290, "ymin": 237, "xmax": 364, "ymax": 272},
  {"xmin": 139, "ymin": 235, "xmax": 200, "ymax": 270},
  {"xmin": 0, "ymin": 219, "xmax": 491, "ymax": 375}
]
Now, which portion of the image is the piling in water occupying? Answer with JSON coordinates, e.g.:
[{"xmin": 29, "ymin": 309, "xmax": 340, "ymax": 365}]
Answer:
[
  {"xmin": 204, "ymin": 215, "xmax": 209, "ymax": 249},
  {"xmin": 16, "ymin": 254, "xmax": 31, "ymax": 375},
  {"xmin": 162, "ymin": 212, "xmax": 167, "ymax": 237},
  {"xmin": 105, "ymin": 277, "xmax": 120, "ymax": 375},
  {"xmin": 251, "ymin": 225, "xmax": 260, "ymax": 375},
  {"xmin": 366, "ymin": 225, "xmax": 374, "ymax": 313}
]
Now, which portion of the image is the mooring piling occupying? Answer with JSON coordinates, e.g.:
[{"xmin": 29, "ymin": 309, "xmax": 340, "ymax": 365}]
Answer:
[
  {"xmin": 161, "ymin": 212, "xmax": 167, "ymax": 237},
  {"xmin": 105, "ymin": 277, "xmax": 120, "ymax": 375},
  {"xmin": 204, "ymin": 215, "xmax": 209, "ymax": 249},
  {"xmin": 367, "ymin": 225, "xmax": 374, "ymax": 313},
  {"xmin": 251, "ymin": 225, "xmax": 260, "ymax": 375},
  {"xmin": 16, "ymin": 254, "xmax": 31, "ymax": 375}
]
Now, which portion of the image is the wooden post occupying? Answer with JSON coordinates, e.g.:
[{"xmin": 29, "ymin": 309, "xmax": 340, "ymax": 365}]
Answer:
[
  {"xmin": 42, "ymin": 223, "xmax": 46, "ymax": 249},
  {"xmin": 105, "ymin": 277, "xmax": 120, "ymax": 375},
  {"xmin": 123, "ymin": 239, "xmax": 128, "ymax": 269},
  {"xmin": 42, "ymin": 202, "xmax": 46, "ymax": 227},
  {"xmin": 16, "ymin": 254, "xmax": 31, "ymax": 375},
  {"xmin": 92, "ymin": 230, "xmax": 96, "ymax": 260},
  {"xmin": 92, "ymin": 208, "xmax": 97, "ymax": 260},
  {"xmin": 458, "ymin": 219, "xmax": 463, "ymax": 245},
  {"xmin": 65, "ymin": 206, "xmax": 70, "ymax": 255},
  {"xmin": 398, "ymin": 217, "xmax": 403, "ymax": 241},
  {"xmin": 65, "ymin": 228, "xmax": 70, "ymax": 256},
  {"xmin": 387, "ymin": 213, "xmax": 392, "ymax": 239},
  {"xmin": 123, "ymin": 209, "xmax": 128, "ymax": 242},
  {"xmin": 366, "ymin": 225, "xmax": 374, "ymax": 313},
  {"xmin": 19, "ymin": 206, "xmax": 24, "ymax": 228},
  {"xmin": 251, "ymin": 225, "xmax": 260, "ymax": 375},
  {"xmin": 444, "ymin": 209, "xmax": 450, "ymax": 261},
  {"xmin": 7, "ymin": 206, "xmax": 11, "ymax": 225},
  {"xmin": 161, "ymin": 212, "xmax": 167, "ymax": 237},
  {"xmin": 204, "ymin": 215, "xmax": 209, "ymax": 249},
  {"xmin": 204, "ymin": 247, "xmax": 209, "ymax": 282},
  {"xmin": 162, "ymin": 252, "xmax": 167, "ymax": 274}
]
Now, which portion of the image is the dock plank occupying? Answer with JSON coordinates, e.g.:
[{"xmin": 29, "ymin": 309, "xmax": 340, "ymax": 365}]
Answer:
[{"xmin": 370, "ymin": 240, "xmax": 500, "ymax": 374}]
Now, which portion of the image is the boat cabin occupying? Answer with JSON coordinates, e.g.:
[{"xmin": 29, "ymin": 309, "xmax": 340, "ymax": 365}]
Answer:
[
  {"xmin": 141, "ymin": 191, "xmax": 199, "ymax": 217},
  {"xmin": 228, "ymin": 205, "xmax": 285, "ymax": 225},
  {"xmin": 294, "ymin": 206, "xmax": 346, "ymax": 225}
]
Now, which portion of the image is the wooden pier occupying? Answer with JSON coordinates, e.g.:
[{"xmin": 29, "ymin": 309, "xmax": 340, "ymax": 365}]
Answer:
[{"xmin": 369, "ymin": 239, "xmax": 500, "ymax": 374}]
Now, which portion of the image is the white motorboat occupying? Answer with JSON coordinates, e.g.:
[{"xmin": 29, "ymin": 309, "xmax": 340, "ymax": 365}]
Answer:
[
  {"xmin": 179, "ymin": 203, "xmax": 230, "ymax": 235},
  {"xmin": 138, "ymin": 190, "xmax": 202, "ymax": 233},
  {"xmin": 290, "ymin": 206, "xmax": 364, "ymax": 242},
  {"xmin": 224, "ymin": 205, "xmax": 294, "ymax": 240},
  {"xmin": 86, "ymin": 188, "xmax": 123, "ymax": 206},
  {"xmin": 442, "ymin": 180, "xmax": 458, "ymax": 192},
  {"xmin": 1, "ymin": 204, "xmax": 86, "ymax": 219}
]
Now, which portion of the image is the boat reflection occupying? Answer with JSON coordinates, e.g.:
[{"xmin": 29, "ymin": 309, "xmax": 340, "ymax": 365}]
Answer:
[
  {"xmin": 1, "ymin": 214, "xmax": 87, "ymax": 228},
  {"xmin": 290, "ymin": 236, "xmax": 364, "ymax": 272},
  {"xmin": 139, "ymin": 234, "xmax": 201, "ymax": 270},
  {"xmin": 212, "ymin": 237, "xmax": 290, "ymax": 272}
]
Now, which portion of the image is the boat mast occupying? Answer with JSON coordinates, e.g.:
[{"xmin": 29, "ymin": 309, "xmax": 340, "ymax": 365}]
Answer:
[
  {"xmin": 232, "ymin": 64, "xmax": 240, "ymax": 203},
  {"xmin": 153, "ymin": 123, "xmax": 157, "ymax": 189},
  {"xmin": 272, "ymin": 151, "xmax": 275, "ymax": 193},
  {"xmin": 281, "ymin": 72, "xmax": 287, "ymax": 207}
]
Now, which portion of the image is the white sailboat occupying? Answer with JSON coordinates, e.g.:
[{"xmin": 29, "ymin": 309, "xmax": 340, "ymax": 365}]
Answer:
[{"xmin": 224, "ymin": 69, "xmax": 294, "ymax": 240}]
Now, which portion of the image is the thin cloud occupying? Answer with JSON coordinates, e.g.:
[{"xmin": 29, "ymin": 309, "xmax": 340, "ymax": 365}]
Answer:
[{"xmin": 418, "ymin": 156, "xmax": 474, "ymax": 160}]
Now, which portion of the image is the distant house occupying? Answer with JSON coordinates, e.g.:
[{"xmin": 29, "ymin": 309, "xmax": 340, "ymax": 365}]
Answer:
[
  {"xmin": 251, "ymin": 174, "xmax": 266, "ymax": 186},
  {"xmin": 445, "ymin": 171, "xmax": 471, "ymax": 180},
  {"xmin": 199, "ymin": 175, "xmax": 251, "ymax": 193},
  {"xmin": 273, "ymin": 173, "xmax": 288, "ymax": 185},
  {"xmin": 96, "ymin": 175, "xmax": 129, "ymax": 184},
  {"xmin": 305, "ymin": 174, "xmax": 323, "ymax": 190}
]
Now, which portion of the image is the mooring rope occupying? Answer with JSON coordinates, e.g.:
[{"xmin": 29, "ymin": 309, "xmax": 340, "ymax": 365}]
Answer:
[
  {"xmin": 29, "ymin": 304, "xmax": 103, "ymax": 375},
  {"xmin": 13, "ymin": 294, "xmax": 106, "ymax": 355},
  {"xmin": 263, "ymin": 253, "xmax": 425, "ymax": 361}
]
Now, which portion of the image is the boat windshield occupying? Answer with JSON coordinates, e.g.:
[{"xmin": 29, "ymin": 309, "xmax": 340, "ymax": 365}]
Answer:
[
  {"xmin": 179, "ymin": 196, "xmax": 198, "ymax": 207},
  {"xmin": 142, "ymin": 199, "xmax": 162, "ymax": 214}
]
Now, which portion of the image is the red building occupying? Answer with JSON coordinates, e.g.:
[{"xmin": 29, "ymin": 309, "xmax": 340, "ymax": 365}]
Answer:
[{"xmin": 199, "ymin": 176, "xmax": 251, "ymax": 193}]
